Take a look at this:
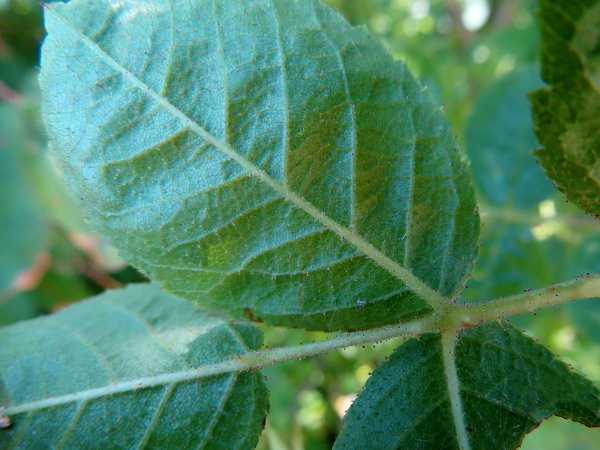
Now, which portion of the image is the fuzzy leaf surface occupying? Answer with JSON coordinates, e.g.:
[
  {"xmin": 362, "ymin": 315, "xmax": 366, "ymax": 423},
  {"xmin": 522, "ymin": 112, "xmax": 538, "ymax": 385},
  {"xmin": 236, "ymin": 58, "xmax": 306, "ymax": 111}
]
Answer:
[
  {"xmin": 0, "ymin": 284, "xmax": 268, "ymax": 449},
  {"xmin": 335, "ymin": 323, "xmax": 600, "ymax": 449},
  {"xmin": 40, "ymin": 0, "xmax": 479, "ymax": 331},
  {"xmin": 530, "ymin": 0, "xmax": 600, "ymax": 217}
]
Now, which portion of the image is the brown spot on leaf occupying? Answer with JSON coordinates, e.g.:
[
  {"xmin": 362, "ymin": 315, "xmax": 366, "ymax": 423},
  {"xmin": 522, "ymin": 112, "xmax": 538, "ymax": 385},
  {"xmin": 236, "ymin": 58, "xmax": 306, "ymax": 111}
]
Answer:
[{"xmin": 244, "ymin": 308, "xmax": 262, "ymax": 323}]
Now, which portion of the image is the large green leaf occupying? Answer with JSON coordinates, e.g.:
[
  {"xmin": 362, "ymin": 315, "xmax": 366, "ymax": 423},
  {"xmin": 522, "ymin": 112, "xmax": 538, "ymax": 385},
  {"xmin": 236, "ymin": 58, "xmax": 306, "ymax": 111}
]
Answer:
[
  {"xmin": 0, "ymin": 283, "xmax": 268, "ymax": 448},
  {"xmin": 530, "ymin": 0, "xmax": 600, "ymax": 217},
  {"xmin": 39, "ymin": 0, "xmax": 479, "ymax": 331},
  {"xmin": 335, "ymin": 323, "xmax": 600, "ymax": 449},
  {"xmin": 0, "ymin": 102, "xmax": 48, "ymax": 292}
]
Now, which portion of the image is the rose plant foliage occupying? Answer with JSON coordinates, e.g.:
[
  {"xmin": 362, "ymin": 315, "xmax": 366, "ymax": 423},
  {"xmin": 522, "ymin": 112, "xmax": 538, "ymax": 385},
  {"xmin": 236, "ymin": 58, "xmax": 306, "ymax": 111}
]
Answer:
[{"xmin": 1, "ymin": 0, "xmax": 600, "ymax": 448}]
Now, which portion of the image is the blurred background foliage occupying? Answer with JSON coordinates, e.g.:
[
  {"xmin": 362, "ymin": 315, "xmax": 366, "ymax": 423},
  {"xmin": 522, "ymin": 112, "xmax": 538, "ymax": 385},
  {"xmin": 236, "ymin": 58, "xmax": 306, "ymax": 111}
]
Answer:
[{"xmin": 0, "ymin": 0, "xmax": 599, "ymax": 448}]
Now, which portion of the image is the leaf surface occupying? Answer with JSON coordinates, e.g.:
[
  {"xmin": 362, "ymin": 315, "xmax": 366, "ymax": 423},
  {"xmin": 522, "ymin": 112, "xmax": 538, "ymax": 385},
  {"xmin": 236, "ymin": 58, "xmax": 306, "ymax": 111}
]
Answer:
[
  {"xmin": 0, "ymin": 283, "xmax": 268, "ymax": 449},
  {"xmin": 530, "ymin": 0, "xmax": 600, "ymax": 217},
  {"xmin": 40, "ymin": 0, "xmax": 479, "ymax": 331},
  {"xmin": 335, "ymin": 323, "xmax": 600, "ymax": 449}
]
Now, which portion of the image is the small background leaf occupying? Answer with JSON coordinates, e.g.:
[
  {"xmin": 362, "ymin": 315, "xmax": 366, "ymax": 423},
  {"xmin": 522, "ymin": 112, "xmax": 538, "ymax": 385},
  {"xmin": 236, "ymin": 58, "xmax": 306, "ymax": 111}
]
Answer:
[
  {"xmin": 335, "ymin": 323, "xmax": 600, "ymax": 449},
  {"xmin": 0, "ymin": 101, "xmax": 48, "ymax": 292},
  {"xmin": 0, "ymin": 283, "xmax": 268, "ymax": 449},
  {"xmin": 530, "ymin": 0, "xmax": 600, "ymax": 217},
  {"xmin": 463, "ymin": 64, "xmax": 600, "ymax": 305},
  {"xmin": 466, "ymin": 64, "xmax": 549, "ymax": 210}
]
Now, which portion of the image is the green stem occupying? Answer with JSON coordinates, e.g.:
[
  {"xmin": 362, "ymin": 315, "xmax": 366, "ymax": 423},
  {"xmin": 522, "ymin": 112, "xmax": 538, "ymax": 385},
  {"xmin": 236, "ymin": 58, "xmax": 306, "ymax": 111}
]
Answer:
[
  {"xmin": 481, "ymin": 206, "xmax": 600, "ymax": 229},
  {"xmin": 441, "ymin": 331, "xmax": 471, "ymax": 450},
  {"xmin": 5, "ymin": 274, "xmax": 600, "ymax": 415},
  {"xmin": 450, "ymin": 273, "xmax": 600, "ymax": 327},
  {"xmin": 3, "ymin": 316, "xmax": 439, "ymax": 415}
]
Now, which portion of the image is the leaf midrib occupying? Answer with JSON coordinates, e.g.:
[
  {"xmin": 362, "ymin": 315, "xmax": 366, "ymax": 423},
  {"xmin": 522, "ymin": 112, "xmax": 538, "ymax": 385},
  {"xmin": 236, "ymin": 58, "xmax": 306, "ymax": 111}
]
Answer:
[
  {"xmin": 2, "ymin": 360, "xmax": 238, "ymax": 415},
  {"xmin": 4, "ymin": 313, "xmax": 433, "ymax": 416},
  {"xmin": 46, "ymin": 6, "xmax": 447, "ymax": 311},
  {"xmin": 441, "ymin": 332, "xmax": 471, "ymax": 450}
]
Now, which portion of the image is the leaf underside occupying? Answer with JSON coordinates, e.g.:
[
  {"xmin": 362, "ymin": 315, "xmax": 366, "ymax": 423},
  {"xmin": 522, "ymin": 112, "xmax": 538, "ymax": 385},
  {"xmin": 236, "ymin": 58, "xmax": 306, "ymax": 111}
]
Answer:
[
  {"xmin": 40, "ymin": 0, "xmax": 479, "ymax": 331},
  {"xmin": 335, "ymin": 323, "xmax": 600, "ymax": 449},
  {"xmin": 0, "ymin": 284, "xmax": 268, "ymax": 449},
  {"xmin": 530, "ymin": 0, "xmax": 600, "ymax": 217}
]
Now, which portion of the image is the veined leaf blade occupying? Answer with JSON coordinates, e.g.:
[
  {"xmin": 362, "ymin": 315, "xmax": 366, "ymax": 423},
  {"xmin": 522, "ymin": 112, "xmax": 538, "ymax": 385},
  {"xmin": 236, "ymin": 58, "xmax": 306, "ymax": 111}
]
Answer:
[
  {"xmin": 40, "ymin": 0, "xmax": 479, "ymax": 330},
  {"xmin": 0, "ymin": 284, "xmax": 268, "ymax": 449},
  {"xmin": 335, "ymin": 323, "xmax": 600, "ymax": 449}
]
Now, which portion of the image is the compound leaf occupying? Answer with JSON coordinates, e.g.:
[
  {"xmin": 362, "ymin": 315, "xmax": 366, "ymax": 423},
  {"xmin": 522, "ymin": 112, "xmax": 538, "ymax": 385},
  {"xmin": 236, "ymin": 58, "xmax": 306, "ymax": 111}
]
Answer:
[
  {"xmin": 335, "ymin": 323, "xmax": 600, "ymax": 449},
  {"xmin": 0, "ymin": 283, "xmax": 268, "ymax": 449},
  {"xmin": 530, "ymin": 0, "xmax": 600, "ymax": 217},
  {"xmin": 40, "ymin": 0, "xmax": 479, "ymax": 331}
]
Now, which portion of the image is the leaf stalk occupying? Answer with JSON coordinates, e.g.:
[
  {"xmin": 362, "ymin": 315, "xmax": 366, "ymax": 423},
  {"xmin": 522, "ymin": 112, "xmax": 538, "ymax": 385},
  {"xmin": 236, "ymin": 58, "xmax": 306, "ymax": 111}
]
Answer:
[
  {"xmin": 5, "ymin": 273, "xmax": 599, "ymax": 416},
  {"xmin": 453, "ymin": 272, "xmax": 600, "ymax": 326}
]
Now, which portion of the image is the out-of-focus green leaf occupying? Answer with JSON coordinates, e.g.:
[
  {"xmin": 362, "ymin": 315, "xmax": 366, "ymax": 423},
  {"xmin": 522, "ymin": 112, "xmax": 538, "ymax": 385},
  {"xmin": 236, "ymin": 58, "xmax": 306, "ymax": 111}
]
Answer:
[
  {"xmin": 462, "ymin": 64, "xmax": 564, "ymax": 303},
  {"xmin": 0, "ymin": 1, "xmax": 45, "ymax": 71},
  {"xmin": 467, "ymin": 65, "xmax": 551, "ymax": 209},
  {"xmin": 10, "ymin": 71, "xmax": 90, "ymax": 236},
  {"xmin": 462, "ymin": 222, "xmax": 560, "ymax": 302},
  {"xmin": 566, "ymin": 234, "xmax": 600, "ymax": 343},
  {"xmin": 462, "ymin": 63, "xmax": 600, "ymax": 304},
  {"xmin": 530, "ymin": 0, "xmax": 600, "ymax": 217},
  {"xmin": 0, "ymin": 283, "xmax": 268, "ymax": 448},
  {"xmin": 0, "ymin": 103, "xmax": 48, "ymax": 291},
  {"xmin": 40, "ymin": 0, "xmax": 479, "ymax": 331},
  {"xmin": 570, "ymin": 298, "xmax": 600, "ymax": 343},
  {"xmin": 521, "ymin": 416, "xmax": 600, "ymax": 450},
  {"xmin": 334, "ymin": 323, "xmax": 600, "ymax": 449},
  {"xmin": 0, "ymin": 268, "xmax": 94, "ymax": 328},
  {"xmin": 28, "ymin": 151, "xmax": 90, "ymax": 235},
  {"xmin": 0, "ymin": 291, "xmax": 37, "ymax": 326}
]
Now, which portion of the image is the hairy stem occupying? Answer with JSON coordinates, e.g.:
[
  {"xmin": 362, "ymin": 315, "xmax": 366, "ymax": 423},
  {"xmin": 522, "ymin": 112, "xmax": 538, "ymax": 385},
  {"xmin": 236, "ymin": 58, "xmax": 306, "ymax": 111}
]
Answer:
[
  {"xmin": 441, "ymin": 331, "xmax": 471, "ymax": 450},
  {"xmin": 453, "ymin": 273, "xmax": 600, "ymax": 326},
  {"xmin": 3, "ymin": 316, "xmax": 438, "ymax": 415},
  {"xmin": 5, "ymin": 274, "xmax": 600, "ymax": 415}
]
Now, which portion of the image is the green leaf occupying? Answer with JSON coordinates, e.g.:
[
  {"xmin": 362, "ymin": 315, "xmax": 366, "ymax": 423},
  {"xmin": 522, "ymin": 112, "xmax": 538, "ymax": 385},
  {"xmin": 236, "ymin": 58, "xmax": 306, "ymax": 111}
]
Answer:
[
  {"xmin": 466, "ymin": 65, "xmax": 552, "ymax": 210},
  {"xmin": 0, "ymin": 291, "xmax": 37, "ymax": 327},
  {"xmin": 39, "ymin": 0, "xmax": 479, "ymax": 331},
  {"xmin": 463, "ymin": 64, "xmax": 600, "ymax": 304},
  {"xmin": 567, "ymin": 234, "xmax": 600, "ymax": 344},
  {"xmin": 335, "ymin": 323, "xmax": 600, "ymax": 449},
  {"xmin": 461, "ymin": 221, "xmax": 565, "ymax": 303},
  {"xmin": 0, "ymin": 283, "xmax": 268, "ymax": 448},
  {"xmin": 530, "ymin": 0, "xmax": 600, "ymax": 217},
  {"xmin": 0, "ymin": 102, "xmax": 48, "ymax": 292}
]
